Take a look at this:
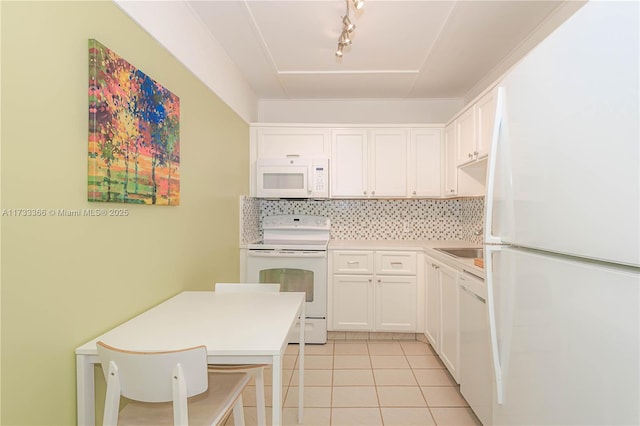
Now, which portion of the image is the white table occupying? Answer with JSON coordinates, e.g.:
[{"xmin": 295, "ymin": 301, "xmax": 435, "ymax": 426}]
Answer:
[{"xmin": 76, "ymin": 291, "xmax": 305, "ymax": 425}]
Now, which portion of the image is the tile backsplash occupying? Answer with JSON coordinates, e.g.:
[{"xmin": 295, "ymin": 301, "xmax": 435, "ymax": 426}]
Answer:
[{"xmin": 241, "ymin": 196, "xmax": 484, "ymax": 244}]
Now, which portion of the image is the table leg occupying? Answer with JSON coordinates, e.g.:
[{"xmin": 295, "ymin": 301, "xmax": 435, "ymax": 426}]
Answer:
[
  {"xmin": 76, "ymin": 354, "xmax": 96, "ymax": 426},
  {"xmin": 298, "ymin": 307, "xmax": 305, "ymax": 423},
  {"xmin": 272, "ymin": 354, "xmax": 282, "ymax": 426}
]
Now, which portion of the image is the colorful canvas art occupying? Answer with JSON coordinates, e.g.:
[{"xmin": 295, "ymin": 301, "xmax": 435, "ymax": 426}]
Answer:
[{"xmin": 88, "ymin": 39, "xmax": 180, "ymax": 205}]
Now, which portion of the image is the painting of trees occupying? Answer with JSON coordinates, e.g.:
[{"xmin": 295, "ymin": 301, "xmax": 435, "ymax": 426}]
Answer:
[{"xmin": 88, "ymin": 39, "xmax": 180, "ymax": 205}]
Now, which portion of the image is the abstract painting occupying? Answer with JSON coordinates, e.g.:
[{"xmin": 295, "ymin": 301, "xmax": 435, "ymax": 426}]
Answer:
[{"xmin": 88, "ymin": 39, "xmax": 180, "ymax": 205}]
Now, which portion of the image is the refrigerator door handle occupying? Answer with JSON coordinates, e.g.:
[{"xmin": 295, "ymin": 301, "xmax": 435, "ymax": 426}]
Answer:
[
  {"xmin": 485, "ymin": 244, "xmax": 504, "ymax": 404},
  {"xmin": 484, "ymin": 87, "xmax": 506, "ymax": 245}
]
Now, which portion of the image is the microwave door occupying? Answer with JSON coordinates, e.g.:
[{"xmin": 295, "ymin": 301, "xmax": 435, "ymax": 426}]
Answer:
[{"xmin": 257, "ymin": 164, "xmax": 309, "ymax": 198}]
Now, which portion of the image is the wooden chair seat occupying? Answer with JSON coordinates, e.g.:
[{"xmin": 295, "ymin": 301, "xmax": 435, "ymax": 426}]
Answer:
[
  {"xmin": 97, "ymin": 341, "xmax": 250, "ymax": 426},
  {"xmin": 116, "ymin": 372, "xmax": 249, "ymax": 426}
]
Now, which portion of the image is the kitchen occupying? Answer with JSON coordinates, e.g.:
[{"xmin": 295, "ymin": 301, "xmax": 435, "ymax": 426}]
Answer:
[
  {"xmin": 1, "ymin": 1, "xmax": 638, "ymax": 426},
  {"xmin": 238, "ymin": 1, "xmax": 639, "ymax": 424}
]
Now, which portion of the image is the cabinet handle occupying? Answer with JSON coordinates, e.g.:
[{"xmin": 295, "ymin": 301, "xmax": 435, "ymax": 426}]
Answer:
[
  {"xmin": 347, "ymin": 261, "xmax": 359, "ymax": 265},
  {"xmin": 372, "ymin": 191, "xmax": 375, "ymax": 195},
  {"xmin": 412, "ymin": 191, "xmax": 417, "ymax": 195},
  {"xmin": 377, "ymin": 279, "xmax": 381, "ymax": 283},
  {"xmin": 468, "ymin": 153, "xmax": 473, "ymax": 158},
  {"xmin": 285, "ymin": 154, "xmax": 300, "ymax": 158},
  {"xmin": 390, "ymin": 262, "xmax": 403, "ymax": 265},
  {"xmin": 474, "ymin": 151, "xmax": 479, "ymax": 157},
  {"xmin": 364, "ymin": 191, "xmax": 367, "ymax": 195},
  {"xmin": 450, "ymin": 189, "xmax": 455, "ymax": 193}
]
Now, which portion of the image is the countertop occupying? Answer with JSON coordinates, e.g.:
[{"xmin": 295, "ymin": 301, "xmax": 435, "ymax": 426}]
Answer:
[{"xmin": 328, "ymin": 239, "xmax": 485, "ymax": 279}]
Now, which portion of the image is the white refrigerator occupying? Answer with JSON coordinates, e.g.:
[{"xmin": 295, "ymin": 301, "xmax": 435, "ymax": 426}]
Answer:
[{"xmin": 484, "ymin": 1, "xmax": 639, "ymax": 425}]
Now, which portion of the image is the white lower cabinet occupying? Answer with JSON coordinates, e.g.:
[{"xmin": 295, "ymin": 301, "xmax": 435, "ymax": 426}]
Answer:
[
  {"xmin": 375, "ymin": 275, "xmax": 417, "ymax": 331},
  {"xmin": 331, "ymin": 250, "xmax": 417, "ymax": 332},
  {"xmin": 424, "ymin": 255, "xmax": 459, "ymax": 382},
  {"xmin": 332, "ymin": 274, "xmax": 374, "ymax": 330}
]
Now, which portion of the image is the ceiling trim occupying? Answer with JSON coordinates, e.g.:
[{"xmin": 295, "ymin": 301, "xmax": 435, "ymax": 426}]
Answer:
[
  {"xmin": 242, "ymin": 0, "xmax": 290, "ymax": 96},
  {"xmin": 277, "ymin": 70, "xmax": 419, "ymax": 75}
]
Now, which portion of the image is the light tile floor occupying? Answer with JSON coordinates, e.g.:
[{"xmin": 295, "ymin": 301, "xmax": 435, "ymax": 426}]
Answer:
[{"xmin": 225, "ymin": 340, "xmax": 482, "ymax": 426}]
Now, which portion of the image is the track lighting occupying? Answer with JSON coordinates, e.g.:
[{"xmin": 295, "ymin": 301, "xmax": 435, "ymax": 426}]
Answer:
[
  {"xmin": 335, "ymin": 0, "xmax": 363, "ymax": 58},
  {"xmin": 342, "ymin": 15, "xmax": 355, "ymax": 33},
  {"xmin": 340, "ymin": 30, "xmax": 351, "ymax": 46}
]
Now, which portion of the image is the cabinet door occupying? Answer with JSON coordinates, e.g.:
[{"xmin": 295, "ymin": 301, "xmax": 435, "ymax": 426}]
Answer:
[
  {"xmin": 475, "ymin": 89, "xmax": 497, "ymax": 160},
  {"xmin": 332, "ymin": 275, "xmax": 374, "ymax": 330},
  {"xmin": 455, "ymin": 107, "xmax": 476, "ymax": 166},
  {"xmin": 408, "ymin": 129, "xmax": 442, "ymax": 197},
  {"xmin": 331, "ymin": 129, "xmax": 368, "ymax": 197},
  {"xmin": 439, "ymin": 263, "xmax": 459, "ymax": 382},
  {"xmin": 369, "ymin": 129, "xmax": 408, "ymax": 197},
  {"xmin": 255, "ymin": 127, "xmax": 330, "ymax": 158},
  {"xmin": 444, "ymin": 123, "xmax": 458, "ymax": 196},
  {"xmin": 375, "ymin": 276, "xmax": 417, "ymax": 332},
  {"xmin": 424, "ymin": 259, "xmax": 440, "ymax": 348}
]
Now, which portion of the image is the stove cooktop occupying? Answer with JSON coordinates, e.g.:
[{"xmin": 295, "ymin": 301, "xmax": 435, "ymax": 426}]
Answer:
[{"xmin": 251, "ymin": 214, "xmax": 331, "ymax": 251}]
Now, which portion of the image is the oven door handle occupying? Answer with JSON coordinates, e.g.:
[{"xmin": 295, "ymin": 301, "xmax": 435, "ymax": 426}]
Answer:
[{"xmin": 248, "ymin": 250, "xmax": 327, "ymax": 258}]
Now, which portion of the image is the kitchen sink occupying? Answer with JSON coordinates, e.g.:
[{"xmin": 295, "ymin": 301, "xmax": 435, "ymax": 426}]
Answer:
[{"xmin": 435, "ymin": 247, "xmax": 484, "ymax": 259}]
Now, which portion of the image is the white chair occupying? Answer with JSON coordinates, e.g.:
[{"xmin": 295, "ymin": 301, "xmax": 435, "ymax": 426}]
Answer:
[
  {"xmin": 97, "ymin": 341, "xmax": 250, "ymax": 426},
  {"xmin": 212, "ymin": 283, "xmax": 281, "ymax": 426}
]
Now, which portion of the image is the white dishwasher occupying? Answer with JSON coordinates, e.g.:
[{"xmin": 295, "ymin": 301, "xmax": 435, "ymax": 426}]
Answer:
[{"xmin": 459, "ymin": 271, "xmax": 492, "ymax": 426}]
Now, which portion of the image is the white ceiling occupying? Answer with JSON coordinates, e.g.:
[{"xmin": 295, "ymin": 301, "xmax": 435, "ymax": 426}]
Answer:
[{"xmin": 187, "ymin": 0, "xmax": 569, "ymax": 100}]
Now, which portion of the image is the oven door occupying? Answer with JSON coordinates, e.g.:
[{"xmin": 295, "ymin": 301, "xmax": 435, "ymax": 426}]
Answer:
[{"xmin": 246, "ymin": 250, "xmax": 327, "ymax": 318}]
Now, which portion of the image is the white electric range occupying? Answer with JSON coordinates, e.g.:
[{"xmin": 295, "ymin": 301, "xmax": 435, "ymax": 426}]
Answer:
[{"xmin": 246, "ymin": 215, "xmax": 330, "ymax": 344}]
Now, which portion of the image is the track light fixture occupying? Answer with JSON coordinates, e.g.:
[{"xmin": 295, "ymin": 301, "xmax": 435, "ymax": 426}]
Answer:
[
  {"xmin": 335, "ymin": 0, "xmax": 364, "ymax": 58},
  {"xmin": 342, "ymin": 15, "xmax": 355, "ymax": 33},
  {"xmin": 340, "ymin": 30, "xmax": 352, "ymax": 46}
]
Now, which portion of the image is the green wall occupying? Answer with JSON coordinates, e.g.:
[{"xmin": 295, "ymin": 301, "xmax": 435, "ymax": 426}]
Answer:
[{"xmin": 0, "ymin": 1, "xmax": 249, "ymax": 424}]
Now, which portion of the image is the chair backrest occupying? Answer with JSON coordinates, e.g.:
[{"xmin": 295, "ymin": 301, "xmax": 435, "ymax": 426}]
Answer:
[
  {"xmin": 97, "ymin": 341, "xmax": 209, "ymax": 402},
  {"xmin": 215, "ymin": 283, "xmax": 281, "ymax": 293}
]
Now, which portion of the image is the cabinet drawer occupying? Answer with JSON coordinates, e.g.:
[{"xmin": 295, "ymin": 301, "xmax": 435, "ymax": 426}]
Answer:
[
  {"xmin": 375, "ymin": 251, "xmax": 417, "ymax": 275},
  {"xmin": 333, "ymin": 251, "xmax": 374, "ymax": 274}
]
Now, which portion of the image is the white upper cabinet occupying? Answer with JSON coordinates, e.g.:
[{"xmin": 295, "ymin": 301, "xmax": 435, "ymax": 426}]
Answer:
[
  {"xmin": 455, "ymin": 88, "xmax": 498, "ymax": 167},
  {"xmin": 475, "ymin": 89, "xmax": 497, "ymax": 161},
  {"xmin": 252, "ymin": 125, "xmax": 446, "ymax": 199},
  {"xmin": 449, "ymin": 87, "xmax": 499, "ymax": 196},
  {"xmin": 369, "ymin": 129, "xmax": 408, "ymax": 197},
  {"xmin": 253, "ymin": 127, "xmax": 330, "ymax": 158},
  {"xmin": 331, "ymin": 128, "xmax": 409, "ymax": 198},
  {"xmin": 250, "ymin": 126, "xmax": 331, "ymax": 196},
  {"xmin": 408, "ymin": 128, "xmax": 442, "ymax": 197},
  {"xmin": 330, "ymin": 128, "xmax": 369, "ymax": 197},
  {"xmin": 444, "ymin": 123, "xmax": 458, "ymax": 196},
  {"xmin": 455, "ymin": 107, "xmax": 477, "ymax": 166}
]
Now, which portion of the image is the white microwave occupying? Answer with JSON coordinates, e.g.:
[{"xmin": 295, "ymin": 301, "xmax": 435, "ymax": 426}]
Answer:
[{"xmin": 256, "ymin": 157, "xmax": 329, "ymax": 198}]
